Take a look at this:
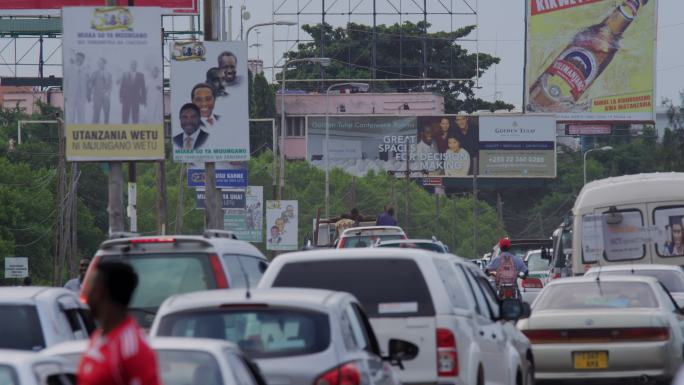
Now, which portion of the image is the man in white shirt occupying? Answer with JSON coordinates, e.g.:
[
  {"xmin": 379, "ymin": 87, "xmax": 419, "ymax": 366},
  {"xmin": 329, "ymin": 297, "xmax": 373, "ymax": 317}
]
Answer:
[
  {"xmin": 415, "ymin": 125, "xmax": 439, "ymax": 172},
  {"xmin": 191, "ymin": 83, "xmax": 219, "ymax": 128},
  {"xmin": 173, "ymin": 103, "xmax": 209, "ymax": 149},
  {"xmin": 64, "ymin": 257, "xmax": 91, "ymax": 293}
]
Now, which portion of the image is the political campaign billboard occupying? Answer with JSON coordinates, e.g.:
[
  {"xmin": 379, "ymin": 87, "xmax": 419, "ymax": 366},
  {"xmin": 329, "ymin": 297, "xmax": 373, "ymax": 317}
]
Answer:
[
  {"xmin": 171, "ymin": 41, "xmax": 250, "ymax": 163},
  {"xmin": 63, "ymin": 6, "xmax": 164, "ymax": 161},
  {"xmin": 266, "ymin": 200, "xmax": 298, "ymax": 251},
  {"xmin": 525, "ymin": 0, "xmax": 656, "ymax": 122},
  {"xmin": 224, "ymin": 186, "xmax": 263, "ymax": 243}
]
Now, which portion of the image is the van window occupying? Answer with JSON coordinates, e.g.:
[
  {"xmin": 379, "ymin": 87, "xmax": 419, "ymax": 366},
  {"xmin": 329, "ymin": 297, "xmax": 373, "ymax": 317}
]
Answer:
[
  {"xmin": 433, "ymin": 259, "xmax": 469, "ymax": 309},
  {"xmin": 582, "ymin": 210, "xmax": 646, "ymax": 263},
  {"xmin": 0, "ymin": 305, "xmax": 45, "ymax": 350},
  {"xmin": 271, "ymin": 259, "xmax": 435, "ymax": 317},
  {"xmin": 221, "ymin": 255, "xmax": 267, "ymax": 288},
  {"xmin": 653, "ymin": 206, "xmax": 684, "ymax": 257}
]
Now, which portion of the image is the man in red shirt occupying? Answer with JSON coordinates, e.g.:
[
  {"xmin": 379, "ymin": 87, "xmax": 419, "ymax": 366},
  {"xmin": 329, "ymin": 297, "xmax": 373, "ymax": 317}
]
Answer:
[{"xmin": 78, "ymin": 261, "xmax": 161, "ymax": 385}]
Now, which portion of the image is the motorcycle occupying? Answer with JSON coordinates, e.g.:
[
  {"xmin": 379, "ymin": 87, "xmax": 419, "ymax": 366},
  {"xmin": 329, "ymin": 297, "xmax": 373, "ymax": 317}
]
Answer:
[{"xmin": 487, "ymin": 271, "xmax": 527, "ymax": 301}]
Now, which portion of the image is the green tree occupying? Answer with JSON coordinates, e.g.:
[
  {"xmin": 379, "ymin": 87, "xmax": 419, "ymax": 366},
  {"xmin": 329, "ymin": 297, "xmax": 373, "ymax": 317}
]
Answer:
[{"xmin": 277, "ymin": 21, "xmax": 514, "ymax": 113}]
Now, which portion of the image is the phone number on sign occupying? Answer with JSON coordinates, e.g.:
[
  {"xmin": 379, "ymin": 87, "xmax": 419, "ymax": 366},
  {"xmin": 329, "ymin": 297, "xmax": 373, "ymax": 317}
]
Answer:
[{"xmin": 488, "ymin": 156, "xmax": 545, "ymax": 163}]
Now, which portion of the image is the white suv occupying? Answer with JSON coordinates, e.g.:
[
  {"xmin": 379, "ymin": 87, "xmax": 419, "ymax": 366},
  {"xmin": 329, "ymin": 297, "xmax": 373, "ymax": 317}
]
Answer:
[
  {"xmin": 258, "ymin": 248, "xmax": 533, "ymax": 385},
  {"xmin": 337, "ymin": 226, "xmax": 406, "ymax": 248}
]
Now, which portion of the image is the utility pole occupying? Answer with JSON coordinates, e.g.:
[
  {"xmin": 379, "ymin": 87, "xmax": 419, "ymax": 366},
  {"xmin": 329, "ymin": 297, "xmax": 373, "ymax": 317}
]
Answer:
[
  {"xmin": 203, "ymin": 0, "xmax": 223, "ymax": 229},
  {"xmin": 496, "ymin": 192, "xmax": 503, "ymax": 224},
  {"xmin": 53, "ymin": 119, "xmax": 66, "ymax": 286},
  {"xmin": 472, "ymin": 156, "xmax": 479, "ymax": 259},
  {"xmin": 106, "ymin": 0, "xmax": 124, "ymax": 235},
  {"xmin": 175, "ymin": 164, "xmax": 185, "ymax": 233},
  {"xmin": 156, "ymin": 161, "xmax": 167, "ymax": 235}
]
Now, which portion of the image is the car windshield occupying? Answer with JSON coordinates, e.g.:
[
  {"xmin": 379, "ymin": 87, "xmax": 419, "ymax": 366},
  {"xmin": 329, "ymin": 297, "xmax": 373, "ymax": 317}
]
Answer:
[
  {"xmin": 535, "ymin": 282, "xmax": 659, "ymax": 310},
  {"xmin": 0, "ymin": 365, "xmax": 18, "ymax": 385},
  {"xmin": 377, "ymin": 242, "xmax": 445, "ymax": 253},
  {"xmin": 157, "ymin": 307, "xmax": 330, "ymax": 359},
  {"xmin": 526, "ymin": 252, "xmax": 549, "ymax": 271},
  {"xmin": 0, "ymin": 305, "xmax": 45, "ymax": 350},
  {"xmin": 271, "ymin": 259, "xmax": 435, "ymax": 317},
  {"xmin": 341, "ymin": 234, "xmax": 403, "ymax": 248},
  {"xmin": 103, "ymin": 253, "xmax": 215, "ymax": 327},
  {"xmin": 585, "ymin": 270, "xmax": 684, "ymax": 293},
  {"xmin": 157, "ymin": 350, "xmax": 222, "ymax": 385}
]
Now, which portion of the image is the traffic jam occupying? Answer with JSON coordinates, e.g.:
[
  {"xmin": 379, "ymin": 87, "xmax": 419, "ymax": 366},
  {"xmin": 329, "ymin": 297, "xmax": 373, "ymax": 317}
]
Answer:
[{"xmin": 0, "ymin": 172, "xmax": 683, "ymax": 385}]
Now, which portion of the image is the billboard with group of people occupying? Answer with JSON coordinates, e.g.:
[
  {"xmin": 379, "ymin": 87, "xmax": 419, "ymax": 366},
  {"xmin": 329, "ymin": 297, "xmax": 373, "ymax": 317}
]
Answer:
[{"xmin": 307, "ymin": 114, "xmax": 556, "ymax": 178}]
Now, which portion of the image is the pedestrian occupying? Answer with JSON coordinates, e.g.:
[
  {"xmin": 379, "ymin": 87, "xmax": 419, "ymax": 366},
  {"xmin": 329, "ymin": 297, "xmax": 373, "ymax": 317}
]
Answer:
[
  {"xmin": 376, "ymin": 205, "xmax": 398, "ymax": 226},
  {"xmin": 78, "ymin": 261, "xmax": 161, "ymax": 385},
  {"xmin": 64, "ymin": 257, "xmax": 91, "ymax": 293}
]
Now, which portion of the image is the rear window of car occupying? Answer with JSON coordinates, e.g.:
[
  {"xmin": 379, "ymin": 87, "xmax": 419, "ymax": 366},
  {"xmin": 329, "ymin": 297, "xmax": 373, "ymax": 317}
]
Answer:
[
  {"xmin": 0, "ymin": 364, "xmax": 18, "ymax": 385},
  {"xmin": 103, "ymin": 254, "xmax": 215, "ymax": 321},
  {"xmin": 157, "ymin": 307, "xmax": 330, "ymax": 359},
  {"xmin": 221, "ymin": 255, "xmax": 267, "ymax": 288},
  {"xmin": 157, "ymin": 350, "xmax": 222, "ymax": 385},
  {"xmin": 341, "ymin": 235, "xmax": 404, "ymax": 248},
  {"xmin": 526, "ymin": 252, "xmax": 550, "ymax": 271},
  {"xmin": 272, "ymin": 259, "xmax": 435, "ymax": 317},
  {"xmin": 584, "ymin": 270, "xmax": 684, "ymax": 293},
  {"xmin": 0, "ymin": 305, "xmax": 45, "ymax": 350},
  {"xmin": 534, "ymin": 282, "xmax": 659, "ymax": 310}
]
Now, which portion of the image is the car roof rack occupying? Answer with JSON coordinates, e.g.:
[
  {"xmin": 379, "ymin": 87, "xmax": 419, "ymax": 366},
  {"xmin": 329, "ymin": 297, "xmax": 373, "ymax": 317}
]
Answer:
[
  {"xmin": 108, "ymin": 231, "xmax": 139, "ymax": 239},
  {"xmin": 204, "ymin": 229, "xmax": 238, "ymax": 240}
]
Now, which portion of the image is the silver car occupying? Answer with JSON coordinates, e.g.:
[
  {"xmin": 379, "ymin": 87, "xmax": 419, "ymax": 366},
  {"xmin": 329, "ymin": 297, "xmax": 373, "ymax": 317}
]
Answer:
[
  {"xmin": 0, "ymin": 287, "xmax": 94, "ymax": 351},
  {"xmin": 150, "ymin": 288, "xmax": 406, "ymax": 385},
  {"xmin": 0, "ymin": 349, "xmax": 75, "ymax": 385},
  {"xmin": 584, "ymin": 264, "xmax": 684, "ymax": 307},
  {"xmin": 518, "ymin": 275, "xmax": 684, "ymax": 382},
  {"xmin": 42, "ymin": 337, "xmax": 267, "ymax": 385}
]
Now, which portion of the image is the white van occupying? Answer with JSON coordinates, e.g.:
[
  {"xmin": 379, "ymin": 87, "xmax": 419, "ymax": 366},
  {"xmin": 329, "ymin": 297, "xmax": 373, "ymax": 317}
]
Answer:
[{"xmin": 567, "ymin": 173, "xmax": 684, "ymax": 275}]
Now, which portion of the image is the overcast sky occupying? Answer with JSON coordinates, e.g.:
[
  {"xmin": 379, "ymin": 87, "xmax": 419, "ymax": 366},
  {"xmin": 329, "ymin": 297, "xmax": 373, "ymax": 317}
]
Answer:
[
  {"xmin": 1, "ymin": 0, "xmax": 681, "ymax": 111},
  {"xmin": 236, "ymin": 0, "xmax": 683, "ymax": 110}
]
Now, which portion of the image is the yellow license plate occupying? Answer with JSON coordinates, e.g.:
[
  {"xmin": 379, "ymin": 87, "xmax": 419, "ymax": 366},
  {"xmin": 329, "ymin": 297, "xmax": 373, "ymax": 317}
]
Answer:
[{"xmin": 573, "ymin": 351, "xmax": 608, "ymax": 369}]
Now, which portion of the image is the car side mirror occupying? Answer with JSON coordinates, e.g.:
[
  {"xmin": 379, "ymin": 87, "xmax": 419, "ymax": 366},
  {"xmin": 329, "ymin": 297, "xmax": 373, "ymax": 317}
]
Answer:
[
  {"xmin": 500, "ymin": 299, "xmax": 531, "ymax": 321},
  {"xmin": 258, "ymin": 261, "xmax": 268, "ymax": 274},
  {"xmin": 384, "ymin": 338, "xmax": 419, "ymax": 370}
]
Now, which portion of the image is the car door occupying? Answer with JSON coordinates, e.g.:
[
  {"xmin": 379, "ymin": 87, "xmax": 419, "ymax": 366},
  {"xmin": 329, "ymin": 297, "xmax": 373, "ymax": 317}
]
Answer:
[
  {"xmin": 458, "ymin": 265, "xmax": 508, "ymax": 385},
  {"xmin": 350, "ymin": 303, "xmax": 398, "ymax": 385}
]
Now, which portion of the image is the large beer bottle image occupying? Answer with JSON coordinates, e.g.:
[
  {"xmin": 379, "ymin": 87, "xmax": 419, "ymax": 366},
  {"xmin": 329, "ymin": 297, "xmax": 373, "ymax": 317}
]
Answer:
[{"xmin": 528, "ymin": 0, "xmax": 649, "ymax": 112}]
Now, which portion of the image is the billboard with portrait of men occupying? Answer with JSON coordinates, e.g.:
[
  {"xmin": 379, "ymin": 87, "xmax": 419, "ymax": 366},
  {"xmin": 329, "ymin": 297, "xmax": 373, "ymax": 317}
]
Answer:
[
  {"xmin": 62, "ymin": 6, "xmax": 164, "ymax": 161},
  {"xmin": 170, "ymin": 41, "xmax": 250, "ymax": 163}
]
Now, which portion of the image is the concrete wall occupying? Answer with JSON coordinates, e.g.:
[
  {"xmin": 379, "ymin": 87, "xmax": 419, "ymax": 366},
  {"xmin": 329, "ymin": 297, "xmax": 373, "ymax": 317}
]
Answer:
[{"xmin": 276, "ymin": 92, "xmax": 445, "ymax": 116}]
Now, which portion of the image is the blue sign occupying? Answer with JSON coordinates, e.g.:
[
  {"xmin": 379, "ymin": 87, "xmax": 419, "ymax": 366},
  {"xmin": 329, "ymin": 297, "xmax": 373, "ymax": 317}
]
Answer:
[
  {"xmin": 196, "ymin": 189, "xmax": 246, "ymax": 209},
  {"xmin": 188, "ymin": 169, "xmax": 248, "ymax": 188}
]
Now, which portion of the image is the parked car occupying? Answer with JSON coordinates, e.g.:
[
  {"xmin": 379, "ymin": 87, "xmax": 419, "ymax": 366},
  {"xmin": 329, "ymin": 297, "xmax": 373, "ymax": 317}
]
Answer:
[
  {"xmin": 0, "ymin": 349, "xmax": 75, "ymax": 385},
  {"xmin": 336, "ymin": 226, "xmax": 406, "ymax": 248},
  {"xmin": 518, "ymin": 276, "xmax": 684, "ymax": 382},
  {"xmin": 584, "ymin": 264, "xmax": 684, "ymax": 307},
  {"xmin": 80, "ymin": 231, "xmax": 269, "ymax": 328},
  {"xmin": 0, "ymin": 287, "xmax": 94, "ymax": 351},
  {"xmin": 42, "ymin": 337, "xmax": 267, "ymax": 385},
  {"xmin": 150, "ymin": 288, "xmax": 405, "ymax": 385},
  {"xmin": 258, "ymin": 248, "xmax": 533, "ymax": 385},
  {"xmin": 375, "ymin": 238, "xmax": 449, "ymax": 253}
]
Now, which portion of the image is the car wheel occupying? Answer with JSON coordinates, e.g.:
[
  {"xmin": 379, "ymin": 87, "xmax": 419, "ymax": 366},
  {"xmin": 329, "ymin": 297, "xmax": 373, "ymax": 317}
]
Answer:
[{"xmin": 477, "ymin": 365, "xmax": 484, "ymax": 385}]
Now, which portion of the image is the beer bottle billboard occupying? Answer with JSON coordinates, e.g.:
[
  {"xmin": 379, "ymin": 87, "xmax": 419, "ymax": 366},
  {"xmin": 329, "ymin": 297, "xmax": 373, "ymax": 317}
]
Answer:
[{"xmin": 525, "ymin": 0, "xmax": 655, "ymax": 122}]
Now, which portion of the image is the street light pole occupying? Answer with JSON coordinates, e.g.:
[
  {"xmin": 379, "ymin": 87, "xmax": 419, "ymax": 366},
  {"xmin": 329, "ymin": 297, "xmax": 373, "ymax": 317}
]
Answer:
[
  {"xmin": 325, "ymin": 82, "xmax": 369, "ymax": 219},
  {"xmin": 583, "ymin": 146, "xmax": 613, "ymax": 185},
  {"xmin": 245, "ymin": 21, "xmax": 296, "ymax": 44},
  {"xmin": 278, "ymin": 57, "xmax": 331, "ymax": 199}
]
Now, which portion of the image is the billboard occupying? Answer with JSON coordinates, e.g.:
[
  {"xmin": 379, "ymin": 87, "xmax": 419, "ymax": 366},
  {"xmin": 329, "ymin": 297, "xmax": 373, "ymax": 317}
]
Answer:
[
  {"xmin": 0, "ymin": 1, "xmax": 197, "ymax": 15},
  {"xmin": 187, "ymin": 168, "xmax": 248, "ymax": 188},
  {"xmin": 525, "ymin": 0, "xmax": 656, "ymax": 122},
  {"xmin": 266, "ymin": 200, "xmax": 298, "ymax": 251},
  {"xmin": 478, "ymin": 115, "xmax": 557, "ymax": 178},
  {"xmin": 170, "ymin": 41, "xmax": 250, "ymax": 163},
  {"xmin": 306, "ymin": 114, "xmax": 556, "ymax": 178},
  {"xmin": 196, "ymin": 189, "xmax": 246, "ymax": 209},
  {"xmin": 224, "ymin": 186, "xmax": 263, "ymax": 243},
  {"xmin": 63, "ymin": 6, "xmax": 164, "ymax": 161}
]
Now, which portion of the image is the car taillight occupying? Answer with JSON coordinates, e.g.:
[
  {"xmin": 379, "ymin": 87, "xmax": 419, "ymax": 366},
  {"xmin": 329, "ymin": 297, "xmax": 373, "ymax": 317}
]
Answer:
[
  {"xmin": 314, "ymin": 362, "xmax": 361, "ymax": 385},
  {"xmin": 79, "ymin": 256, "xmax": 100, "ymax": 304},
  {"xmin": 521, "ymin": 278, "xmax": 543, "ymax": 289},
  {"xmin": 523, "ymin": 327, "xmax": 670, "ymax": 344},
  {"xmin": 437, "ymin": 328, "xmax": 458, "ymax": 377},
  {"xmin": 209, "ymin": 254, "xmax": 229, "ymax": 288},
  {"xmin": 550, "ymin": 272, "xmax": 561, "ymax": 280}
]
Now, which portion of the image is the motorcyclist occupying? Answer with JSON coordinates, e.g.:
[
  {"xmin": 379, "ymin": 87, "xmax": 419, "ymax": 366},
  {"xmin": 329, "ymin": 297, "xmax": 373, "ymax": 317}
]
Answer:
[{"xmin": 485, "ymin": 238, "xmax": 529, "ymax": 297}]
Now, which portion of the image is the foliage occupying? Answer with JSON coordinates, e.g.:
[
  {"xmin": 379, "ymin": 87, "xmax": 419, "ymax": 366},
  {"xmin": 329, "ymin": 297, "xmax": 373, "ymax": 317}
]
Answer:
[{"xmin": 276, "ymin": 21, "xmax": 514, "ymax": 113}]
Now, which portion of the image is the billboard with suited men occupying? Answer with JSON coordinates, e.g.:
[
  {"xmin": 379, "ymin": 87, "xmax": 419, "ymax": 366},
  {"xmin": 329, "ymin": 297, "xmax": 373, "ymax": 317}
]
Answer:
[{"xmin": 170, "ymin": 41, "xmax": 250, "ymax": 163}]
